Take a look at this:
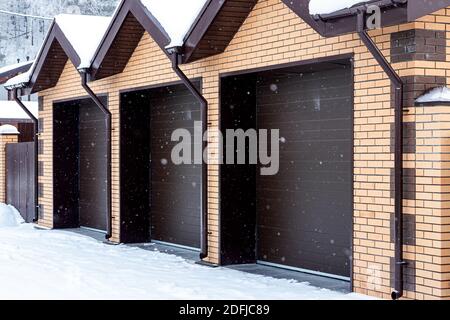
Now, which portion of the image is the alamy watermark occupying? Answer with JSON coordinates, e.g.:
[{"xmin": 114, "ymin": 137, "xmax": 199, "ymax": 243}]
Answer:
[
  {"xmin": 171, "ymin": 122, "xmax": 281, "ymax": 176},
  {"xmin": 366, "ymin": 5, "xmax": 382, "ymax": 30}
]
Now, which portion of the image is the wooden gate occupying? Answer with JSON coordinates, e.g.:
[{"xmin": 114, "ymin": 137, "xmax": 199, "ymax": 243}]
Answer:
[{"xmin": 6, "ymin": 142, "xmax": 35, "ymax": 223}]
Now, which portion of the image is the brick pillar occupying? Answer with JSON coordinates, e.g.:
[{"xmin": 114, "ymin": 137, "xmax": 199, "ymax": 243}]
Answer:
[
  {"xmin": 414, "ymin": 103, "xmax": 450, "ymax": 299},
  {"xmin": 0, "ymin": 129, "xmax": 19, "ymax": 203}
]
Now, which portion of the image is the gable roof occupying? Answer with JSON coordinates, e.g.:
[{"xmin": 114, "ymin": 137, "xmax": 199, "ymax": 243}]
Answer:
[
  {"xmin": 91, "ymin": 0, "xmax": 257, "ymax": 80},
  {"xmin": 282, "ymin": 0, "xmax": 450, "ymax": 37},
  {"xmin": 0, "ymin": 60, "xmax": 34, "ymax": 85},
  {"xmin": 5, "ymin": 14, "xmax": 110, "ymax": 94}
]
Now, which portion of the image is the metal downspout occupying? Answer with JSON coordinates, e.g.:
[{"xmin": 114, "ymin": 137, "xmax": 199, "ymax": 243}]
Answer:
[
  {"xmin": 11, "ymin": 88, "xmax": 39, "ymax": 222},
  {"xmin": 79, "ymin": 70, "xmax": 113, "ymax": 240},
  {"xmin": 169, "ymin": 50, "xmax": 209, "ymax": 260},
  {"xmin": 356, "ymin": 12, "xmax": 406, "ymax": 300}
]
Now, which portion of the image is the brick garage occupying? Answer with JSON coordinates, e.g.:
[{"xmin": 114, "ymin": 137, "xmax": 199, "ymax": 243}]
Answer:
[{"xmin": 5, "ymin": 0, "xmax": 450, "ymax": 299}]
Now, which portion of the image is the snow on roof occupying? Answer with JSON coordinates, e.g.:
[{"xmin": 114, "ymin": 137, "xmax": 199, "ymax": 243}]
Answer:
[
  {"xmin": 55, "ymin": 14, "xmax": 111, "ymax": 69},
  {"xmin": 3, "ymin": 70, "xmax": 32, "ymax": 88},
  {"xmin": 309, "ymin": 0, "xmax": 370, "ymax": 15},
  {"xmin": 416, "ymin": 86, "xmax": 450, "ymax": 104},
  {"xmin": 0, "ymin": 101, "xmax": 38, "ymax": 119},
  {"xmin": 5, "ymin": 14, "xmax": 111, "ymax": 88},
  {"xmin": 140, "ymin": 0, "xmax": 208, "ymax": 48},
  {"xmin": 0, "ymin": 125, "xmax": 20, "ymax": 135},
  {"xmin": 0, "ymin": 60, "xmax": 33, "ymax": 76}
]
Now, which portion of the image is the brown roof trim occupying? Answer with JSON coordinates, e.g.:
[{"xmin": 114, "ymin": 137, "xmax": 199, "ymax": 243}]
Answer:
[
  {"xmin": 90, "ymin": 0, "xmax": 170, "ymax": 80},
  {"xmin": 282, "ymin": 0, "xmax": 450, "ymax": 37},
  {"xmin": 184, "ymin": 0, "xmax": 258, "ymax": 63},
  {"xmin": 0, "ymin": 61, "xmax": 33, "ymax": 85},
  {"xmin": 11, "ymin": 21, "xmax": 82, "ymax": 95},
  {"xmin": 28, "ymin": 23, "xmax": 81, "ymax": 93},
  {"xmin": 91, "ymin": 0, "xmax": 257, "ymax": 80}
]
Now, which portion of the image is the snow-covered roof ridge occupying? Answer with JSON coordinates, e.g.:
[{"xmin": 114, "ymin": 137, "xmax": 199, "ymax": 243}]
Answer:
[
  {"xmin": 416, "ymin": 86, "xmax": 450, "ymax": 104},
  {"xmin": 140, "ymin": 0, "xmax": 209, "ymax": 48},
  {"xmin": 0, "ymin": 101, "xmax": 39, "ymax": 119},
  {"xmin": 309, "ymin": 0, "xmax": 373, "ymax": 15},
  {"xmin": 55, "ymin": 14, "xmax": 111, "ymax": 69}
]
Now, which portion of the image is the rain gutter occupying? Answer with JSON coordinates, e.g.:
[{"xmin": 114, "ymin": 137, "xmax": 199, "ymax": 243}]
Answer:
[
  {"xmin": 79, "ymin": 69, "xmax": 113, "ymax": 241},
  {"xmin": 356, "ymin": 11, "xmax": 406, "ymax": 300},
  {"xmin": 168, "ymin": 47, "xmax": 209, "ymax": 261}
]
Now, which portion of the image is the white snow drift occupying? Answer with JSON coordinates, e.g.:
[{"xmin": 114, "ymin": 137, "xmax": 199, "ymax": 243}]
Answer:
[
  {"xmin": 0, "ymin": 204, "xmax": 24, "ymax": 228},
  {"xmin": 0, "ymin": 219, "xmax": 369, "ymax": 300}
]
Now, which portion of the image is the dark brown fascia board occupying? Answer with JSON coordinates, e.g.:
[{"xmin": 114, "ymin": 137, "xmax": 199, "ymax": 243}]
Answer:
[
  {"xmin": 183, "ymin": 0, "xmax": 259, "ymax": 64},
  {"xmin": 282, "ymin": 0, "xmax": 450, "ymax": 37},
  {"xmin": 282, "ymin": 0, "xmax": 407, "ymax": 37},
  {"xmin": 408, "ymin": 0, "xmax": 450, "ymax": 21},
  {"xmin": 14, "ymin": 22, "xmax": 81, "ymax": 95},
  {"xmin": 179, "ymin": 0, "xmax": 221, "ymax": 63},
  {"xmin": 30, "ymin": 24, "xmax": 81, "ymax": 93},
  {"xmin": 91, "ymin": 0, "xmax": 256, "ymax": 77},
  {"xmin": 0, "ymin": 61, "xmax": 33, "ymax": 85},
  {"xmin": 90, "ymin": 0, "xmax": 171, "ymax": 80}
]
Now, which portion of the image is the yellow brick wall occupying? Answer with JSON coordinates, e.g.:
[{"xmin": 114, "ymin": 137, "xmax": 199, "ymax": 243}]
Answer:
[{"xmin": 36, "ymin": 0, "xmax": 450, "ymax": 299}]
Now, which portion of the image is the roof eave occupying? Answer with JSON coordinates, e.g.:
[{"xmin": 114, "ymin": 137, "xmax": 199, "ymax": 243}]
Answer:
[
  {"xmin": 15, "ymin": 21, "xmax": 82, "ymax": 95},
  {"xmin": 0, "ymin": 62, "xmax": 33, "ymax": 85},
  {"xmin": 282, "ymin": 0, "xmax": 450, "ymax": 38},
  {"xmin": 90, "ymin": 0, "xmax": 171, "ymax": 80}
]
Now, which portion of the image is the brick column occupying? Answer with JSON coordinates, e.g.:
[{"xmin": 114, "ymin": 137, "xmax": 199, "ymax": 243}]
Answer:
[
  {"xmin": 0, "ymin": 129, "xmax": 19, "ymax": 203},
  {"xmin": 414, "ymin": 103, "xmax": 450, "ymax": 299}
]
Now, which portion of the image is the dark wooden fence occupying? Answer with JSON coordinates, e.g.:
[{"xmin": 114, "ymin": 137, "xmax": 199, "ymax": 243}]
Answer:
[{"xmin": 6, "ymin": 142, "xmax": 35, "ymax": 223}]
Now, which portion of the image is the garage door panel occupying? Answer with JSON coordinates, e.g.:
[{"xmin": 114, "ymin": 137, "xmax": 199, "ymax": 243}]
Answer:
[
  {"xmin": 257, "ymin": 98, "xmax": 351, "ymax": 118},
  {"xmin": 258, "ymin": 236, "xmax": 350, "ymax": 260},
  {"xmin": 151, "ymin": 168, "xmax": 201, "ymax": 180},
  {"xmin": 258, "ymin": 74, "xmax": 351, "ymax": 94},
  {"xmin": 257, "ymin": 66, "xmax": 352, "ymax": 278},
  {"xmin": 150, "ymin": 109, "xmax": 200, "ymax": 123},
  {"xmin": 260, "ymin": 168, "xmax": 351, "ymax": 184},
  {"xmin": 77, "ymin": 99, "xmax": 108, "ymax": 232},
  {"xmin": 150, "ymin": 83, "xmax": 201, "ymax": 249},
  {"xmin": 258, "ymin": 117, "xmax": 353, "ymax": 133},
  {"xmin": 151, "ymin": 196, "xmax": 201, "ymax": 212}
]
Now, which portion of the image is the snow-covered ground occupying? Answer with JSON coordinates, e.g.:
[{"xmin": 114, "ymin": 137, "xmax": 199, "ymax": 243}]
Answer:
[{"xmin": 0, "ymin": 206, "xmax": 369, "ymax": 300}]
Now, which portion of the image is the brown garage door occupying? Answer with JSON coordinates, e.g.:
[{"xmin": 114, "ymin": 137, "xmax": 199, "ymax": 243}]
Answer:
[
  {"xmin": 78, "ymin": 99, "xmax": 108, "ymax": 231},
  {"xmin": 256, "ymin": 67, "xmax": 353, "ymax": 278},
  {"xmin": 53, "ymin": 98, "xmax": 108, "ymax": 231},
  {"xmin": 149, "ymin": 85, "xmax": 201, "ymax": 249}
]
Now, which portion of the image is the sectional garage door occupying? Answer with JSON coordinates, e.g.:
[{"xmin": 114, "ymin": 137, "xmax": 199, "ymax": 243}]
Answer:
[
  {"xmin": 256, "ymin": 67, "xmax": 353, "ymax": 278},
  {"xmin": 149, "ymin": 85, "xmax": 201, "ymax": 249},
  {"xmin": 78, "ymin": 101, "xmax": 108, "ymax": 231},
  {"xmin": 53, "ymin": 98, "xmax": 108, "ymax": 231},
  {"xmin": 120, "ymin": 84, "xmax": 201, "ymax": 248}
]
